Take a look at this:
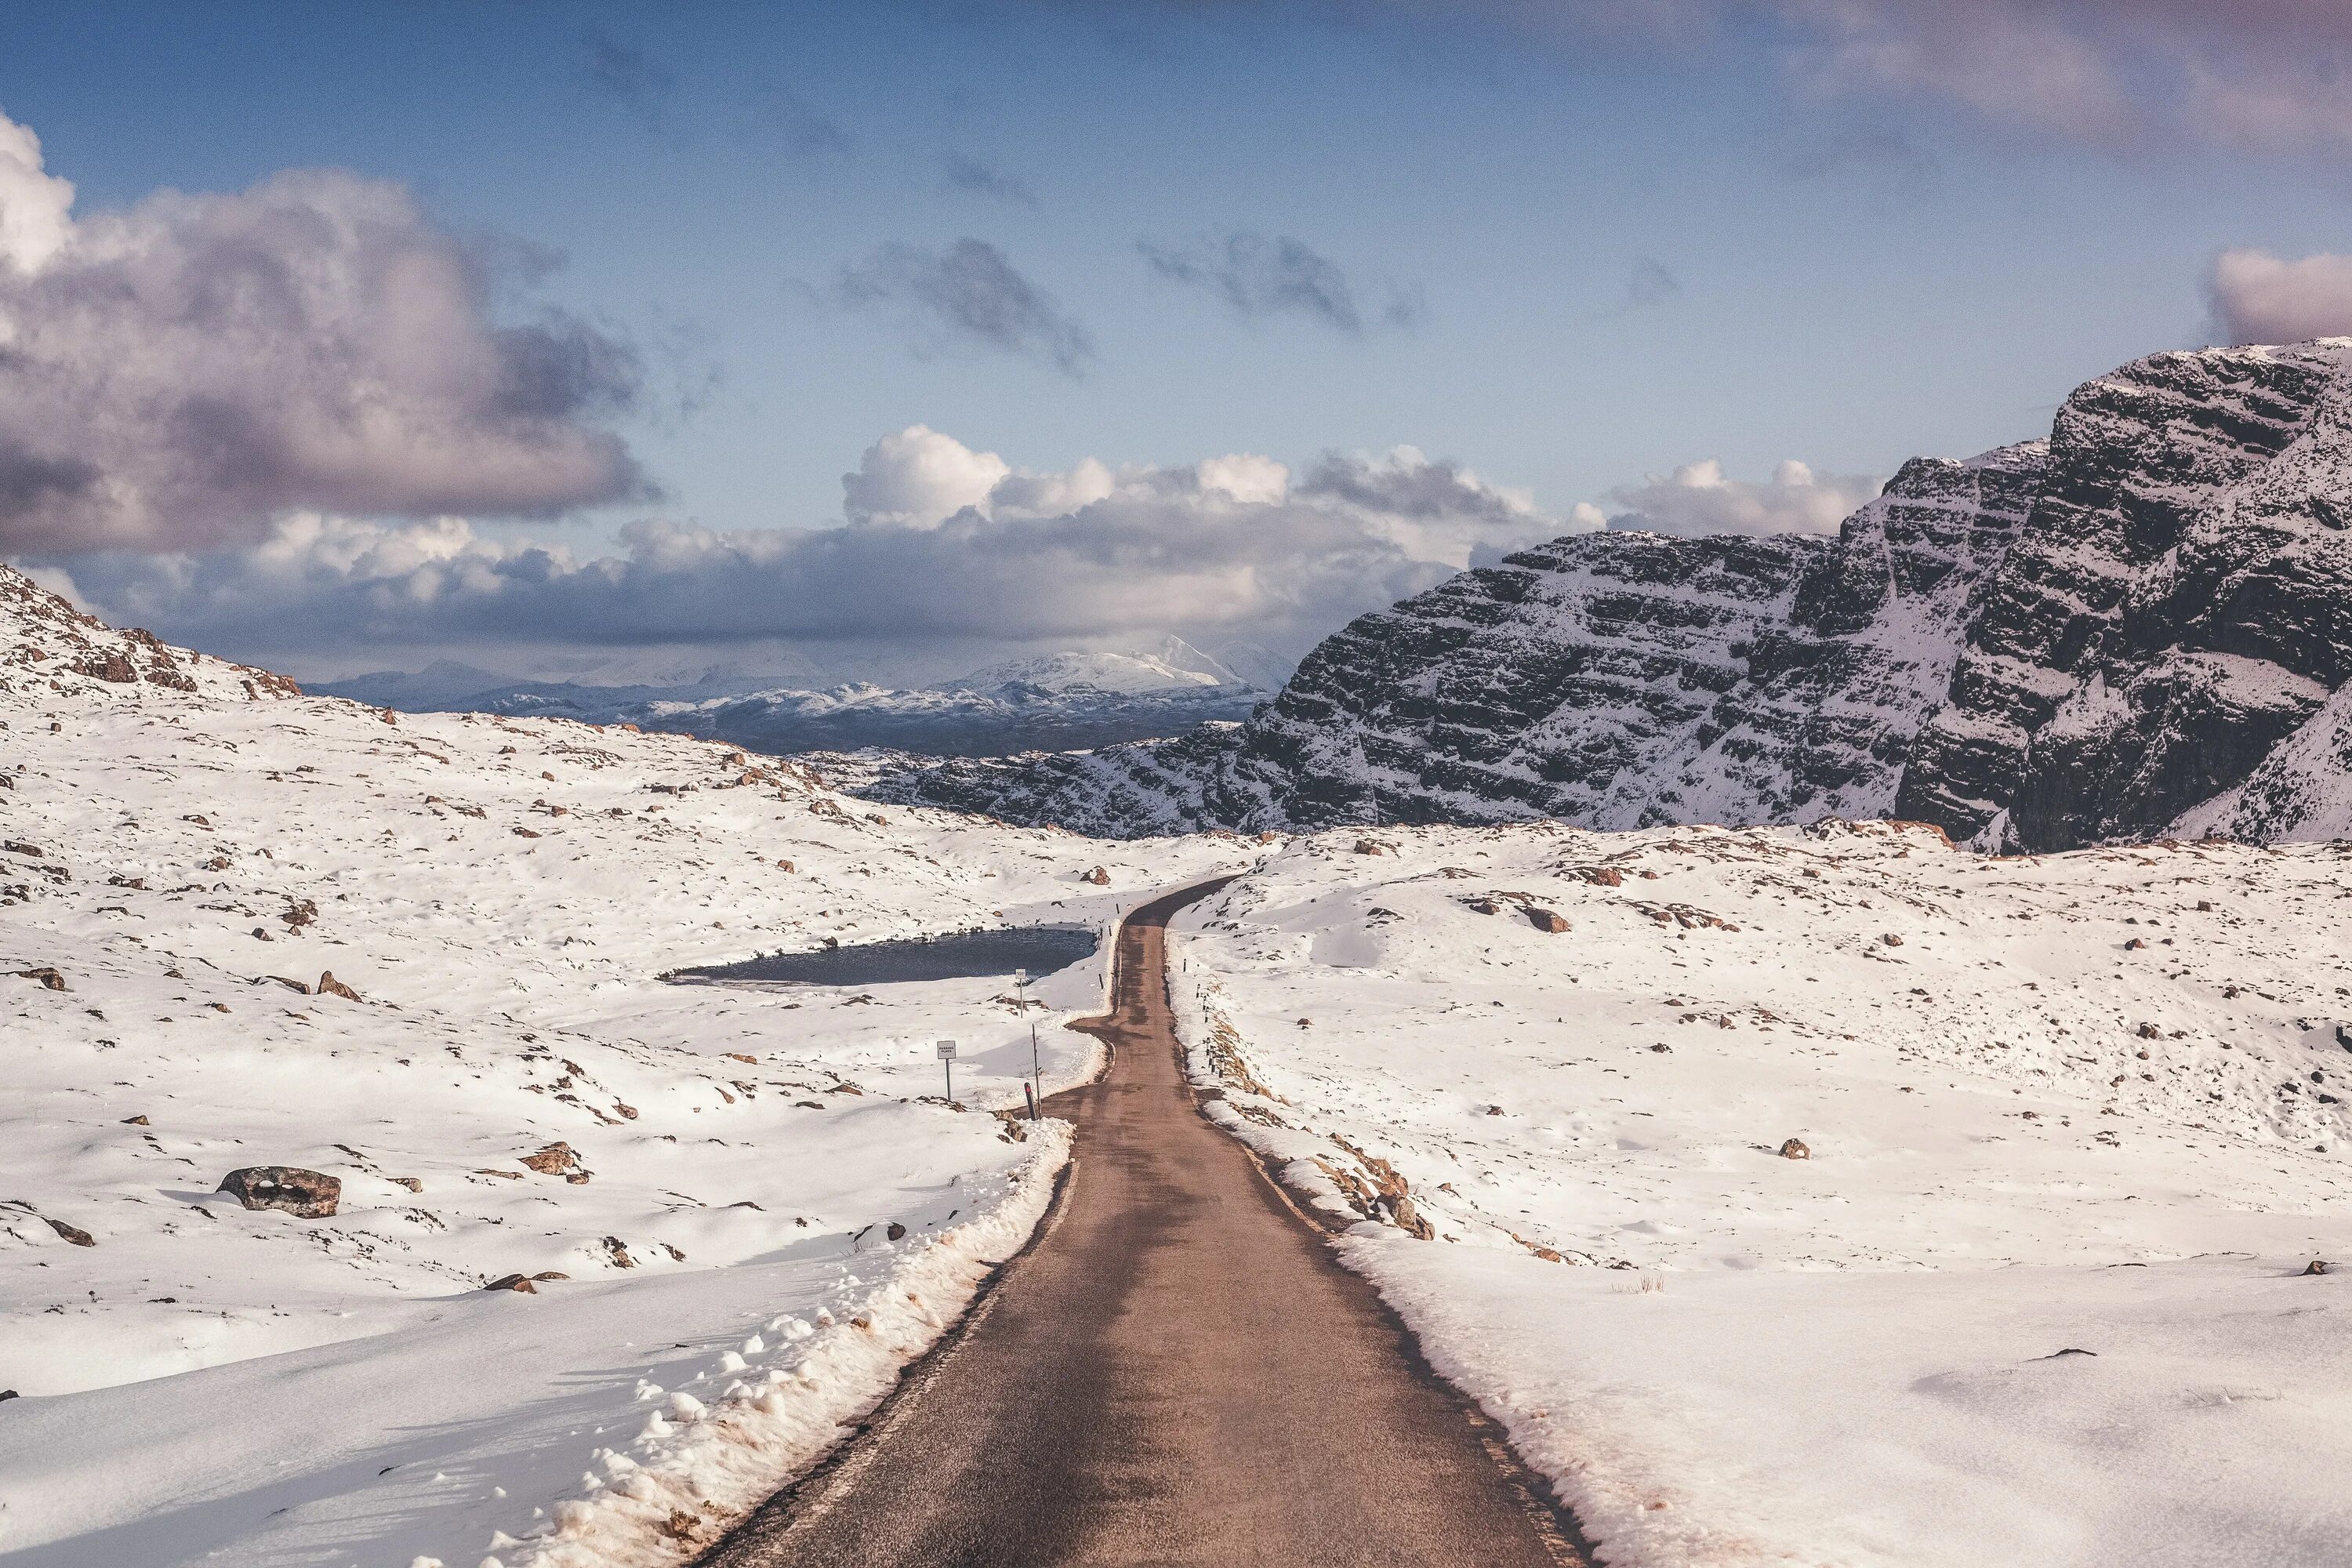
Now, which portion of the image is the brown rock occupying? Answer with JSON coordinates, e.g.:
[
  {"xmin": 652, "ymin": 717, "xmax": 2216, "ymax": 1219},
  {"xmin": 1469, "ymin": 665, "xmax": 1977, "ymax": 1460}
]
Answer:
[
  {"xmin": 1523, "ymin": 907, "xmax": 1569, "ymax": 933},
  {"xmin": 389, "ymin": 1176, "xmax": 423, "ymax": 1192},
  {"xmin": 1778, "ymin": 1138, "xmax": 1811, "ymax": 1160},
  {"xmin": 45, "ymin": 1216, "xmax": 96, "ymax": 1247},
  {"xmin": 2136, "ymin": 1022, "xmax": 2161, "ymax": 1040},
  {"xmin": 518, "ymin": 1142, "xmax": 577, "ymax": 1175},
  {"xmin": 1880, "ymin": 933, "xmax": 1903, "ymax": 947},
  {"xmin": 484, "ymin": 1273, "xmax": 538, "ymax": 1293},
  {"xmin": 2306, "ymin": 1259, "xmax": 2333, "ymax": 1276},
  {"xmin": 1081, "ymin": 866, "xmax": 1110, "ymax": 885},
  {"xmin": 886, "ymin": 1221, "xmax": 908, "ymax": 1241},
  {"xmin": 315, "ymin": 971, "xmax": 361, "ymax": 1001},
  {"xmin": 1568, "ymin": 866, "xmax": 1624, "ymax": 887},
  {"xmin": 122, "ymin": 1114, "xmax": 149, "ymax": 1125},
  {"xmin": 17, "ymin": 967, "xmax": 66, "ymax": 991},
  {"xmin": 218, "ymin": 1166, "xmax": 340, "ymax": 1218},
  {"xmin": 1354, "ymin": 839, "xmax": 1385, "ymax": 855}
]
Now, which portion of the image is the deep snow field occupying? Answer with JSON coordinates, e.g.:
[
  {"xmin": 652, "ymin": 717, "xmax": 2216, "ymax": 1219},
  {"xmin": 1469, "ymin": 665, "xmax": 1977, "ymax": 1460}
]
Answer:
[
  {"xmin": 1168, "ymin": 821, "xmax": 2352, "ymax": 1567},
  {"xmin": 0, "ymin": 569, "xmax": 1254, "ymax": 1567}
]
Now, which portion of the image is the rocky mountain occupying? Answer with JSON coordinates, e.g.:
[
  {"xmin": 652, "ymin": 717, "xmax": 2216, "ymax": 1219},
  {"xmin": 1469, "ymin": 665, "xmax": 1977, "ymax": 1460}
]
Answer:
[
  {"xmin": 844, "ymin": 340, "xmax": 2352, "ymax": 849},
  {"xmin": 318, "ymin": 641, "xmax": 1265, "ymax": 758}
]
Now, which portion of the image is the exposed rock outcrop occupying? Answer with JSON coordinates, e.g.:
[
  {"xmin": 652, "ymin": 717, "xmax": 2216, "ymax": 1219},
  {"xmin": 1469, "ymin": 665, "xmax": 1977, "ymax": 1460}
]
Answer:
[{"xmin": 848, "ymin": 341, "xmax": 2352, "ymax": 853}]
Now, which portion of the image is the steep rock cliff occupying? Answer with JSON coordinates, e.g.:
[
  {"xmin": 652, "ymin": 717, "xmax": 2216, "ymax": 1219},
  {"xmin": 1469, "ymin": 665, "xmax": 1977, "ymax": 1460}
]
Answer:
[{"xmin": 851, "ymin": 340, "xmax": 2352, "ymax": 851}]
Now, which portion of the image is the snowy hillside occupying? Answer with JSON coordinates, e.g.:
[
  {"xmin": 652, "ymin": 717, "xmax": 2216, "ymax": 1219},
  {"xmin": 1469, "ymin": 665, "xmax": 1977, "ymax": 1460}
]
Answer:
[
  {"xmin": 0, "ymin": 565, "xmax": 1254, "ymax": 1567},
  {"xmin": 856, "ymin": 340, "xmax": 2352, "ymax": 852},
  {"xmin": 318, "ymin": 640, "xmax": 1265, "ymax": 759},
  {"xmin": 1164, "ymin": 819, "xmax": 2352, "ymax": 1567}
]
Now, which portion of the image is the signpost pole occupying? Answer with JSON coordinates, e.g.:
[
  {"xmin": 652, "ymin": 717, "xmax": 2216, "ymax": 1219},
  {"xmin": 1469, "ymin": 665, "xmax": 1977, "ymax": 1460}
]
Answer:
[
  {"xmin": 1014, "ymin": 967, "xmax": 1040, "ymax": 1117},
  {"xmin": 936, "ymin": 1038, "xmax": 957, "ymax": 1102}
]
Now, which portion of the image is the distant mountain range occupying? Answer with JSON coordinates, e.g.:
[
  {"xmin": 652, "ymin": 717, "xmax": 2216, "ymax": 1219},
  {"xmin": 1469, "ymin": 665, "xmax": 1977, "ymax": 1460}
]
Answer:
[
  {"xmin": 314, "ymin": 638, "xmax": 1269, "ymax": 757},
  {"xmin": 839, "ymin": 340, "xmax": 2352, "ymax": 851}
]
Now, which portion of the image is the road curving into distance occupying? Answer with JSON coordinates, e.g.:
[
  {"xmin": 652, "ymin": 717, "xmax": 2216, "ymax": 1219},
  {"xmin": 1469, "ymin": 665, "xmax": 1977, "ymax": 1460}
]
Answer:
[{"xmin": 696, "ymin": 877, "xmax": 1586, "ymax": 1567}]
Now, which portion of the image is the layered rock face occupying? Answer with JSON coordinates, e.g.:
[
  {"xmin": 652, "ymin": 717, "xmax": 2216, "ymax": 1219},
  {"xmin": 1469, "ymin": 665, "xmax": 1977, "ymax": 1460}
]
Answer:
[
  {"xmin": 1896, "ymin": 342, "xmax": 2352, "ymax": 849},
  {"xmin": 851, "ymin": 341, "xmax": 2352, "ymax": 849}
]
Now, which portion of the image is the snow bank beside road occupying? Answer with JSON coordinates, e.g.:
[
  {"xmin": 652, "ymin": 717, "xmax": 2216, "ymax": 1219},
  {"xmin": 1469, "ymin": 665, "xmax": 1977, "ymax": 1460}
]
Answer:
[
  {"xmin": 1171, "ymin": 820, "xmax": 2352, "ymax": 1566},
  {"xmin": 0, "ymin": 564, "xmax": 1253, "ymax": 1566}
]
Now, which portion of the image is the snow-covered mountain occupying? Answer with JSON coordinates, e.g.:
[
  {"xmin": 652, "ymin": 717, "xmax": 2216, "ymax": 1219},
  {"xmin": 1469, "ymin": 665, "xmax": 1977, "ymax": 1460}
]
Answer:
[
  {"xmin": 848, "ymin": 341, "xmax": 2352, "ymax": 848},
  {"xmin": 317, "ymin": 638, "xmax": 1265, "ymax": 757}
]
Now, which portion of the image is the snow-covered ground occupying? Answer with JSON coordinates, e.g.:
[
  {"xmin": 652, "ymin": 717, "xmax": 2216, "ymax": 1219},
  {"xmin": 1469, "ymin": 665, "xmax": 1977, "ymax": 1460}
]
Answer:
[
  {"xmin": 1168, "ymin": 821, "xmax": 2352, "ymax": 1567},
  {"xmin": 18, "ymin": 551, "xmax": 2352, "ymax": 1568},
  {"xmin": 0, "ymin": 568, "xmax": 1255, "ymax": 1567}
]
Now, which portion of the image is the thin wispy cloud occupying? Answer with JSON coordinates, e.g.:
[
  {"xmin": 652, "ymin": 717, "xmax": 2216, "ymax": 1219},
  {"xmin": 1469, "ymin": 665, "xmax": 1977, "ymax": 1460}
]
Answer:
[
  {"xmin": 579, "ymin": 29, "xmax": 675, "ymax": 129},
  {"xmin": 940, "ymin": 154, "xmax": 1038, "ymax": 209},
  {"xmin": 1622, "ymin": 256, "xmax": 1681, "ymax": 310},
  {"xmin": 1139, "ymin": 232, "xmax": 1422, "ymax": 334},
  {"xmin": 837, "ymin": 238, "xmax": 1095, "ymax": 376},
  {"xmin": 746, "ymin": 80, "xmax": 856, "ymax": 159},
  {"xmin": 1332, "ymin": 2, "xmax": 2352, "ymax": 157}
]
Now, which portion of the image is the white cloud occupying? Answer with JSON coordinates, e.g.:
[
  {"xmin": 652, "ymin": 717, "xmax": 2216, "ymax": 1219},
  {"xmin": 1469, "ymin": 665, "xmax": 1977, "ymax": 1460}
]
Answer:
[
  {"xmin": 45, "ymin": 432, "xmax": 1573, "ymax": 671},
  {"xmin": 1599, "ymin": 456, "xmax": 1882, "ymax": 536},
  {"xmin": 0, "ymin": 107, "xmax": 73, "ymax": 274},
  {"xmin": 2208, "ymin": 249, "xmax": 2352, "ymax": 346},
  {"xmin": 840, "ymin": 425, "xmax": 1011, "ymax": 527},
  {"xmin": 1297, "ymin": 445, "xmax": 1559, "ymax": 567},
  {"xmin": 0, "ymin": 107, "xmax": 642, "ymax": 555}
]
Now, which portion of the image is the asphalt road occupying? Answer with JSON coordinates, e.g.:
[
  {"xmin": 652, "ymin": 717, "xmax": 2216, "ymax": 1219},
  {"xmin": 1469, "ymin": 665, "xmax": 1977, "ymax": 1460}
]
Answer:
[{"xmin": 697, "ymin": 878, "xmax": 1585, "ymax": 1568}]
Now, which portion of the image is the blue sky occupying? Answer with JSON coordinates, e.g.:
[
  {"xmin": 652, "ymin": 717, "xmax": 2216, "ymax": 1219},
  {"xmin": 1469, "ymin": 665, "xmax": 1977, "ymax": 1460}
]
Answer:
[{"xmin": 5, "ymin": 2, "xmax": 2352, "ymax": 681}]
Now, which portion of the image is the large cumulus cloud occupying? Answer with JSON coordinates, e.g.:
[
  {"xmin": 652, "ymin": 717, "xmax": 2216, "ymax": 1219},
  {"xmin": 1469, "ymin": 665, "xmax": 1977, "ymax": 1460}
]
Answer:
[
  {"xmin": 56, "ymin": 430, "xmax": 1565, "ymax": 668},
  {"xmin": 0, "ymin": 107, "xmax": 644, "ymax": 555}
]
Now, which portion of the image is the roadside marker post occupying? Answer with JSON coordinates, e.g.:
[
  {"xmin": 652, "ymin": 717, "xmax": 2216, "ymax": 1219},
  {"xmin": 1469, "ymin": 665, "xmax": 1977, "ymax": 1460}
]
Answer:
[
  {"xmin": 1014, "ymin": 967, "xmax": 1041, "ymax": 1115},
  {"xmin": 936, "ymin": 1038, "xmax": 957, "ymax": 1102}
]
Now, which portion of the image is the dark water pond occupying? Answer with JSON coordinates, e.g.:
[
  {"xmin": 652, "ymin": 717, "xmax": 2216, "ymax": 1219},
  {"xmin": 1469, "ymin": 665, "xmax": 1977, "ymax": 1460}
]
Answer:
[{"xmin": 668, "ymin": 924, "xmax": 1099, "ymax": 987}]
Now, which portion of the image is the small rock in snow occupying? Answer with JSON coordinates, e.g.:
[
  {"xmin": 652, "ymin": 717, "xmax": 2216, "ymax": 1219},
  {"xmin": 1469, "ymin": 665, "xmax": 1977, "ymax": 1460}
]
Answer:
[{"xmin": 217, "ymin": 1166, "xmax": 340, "ymax": 1218}]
